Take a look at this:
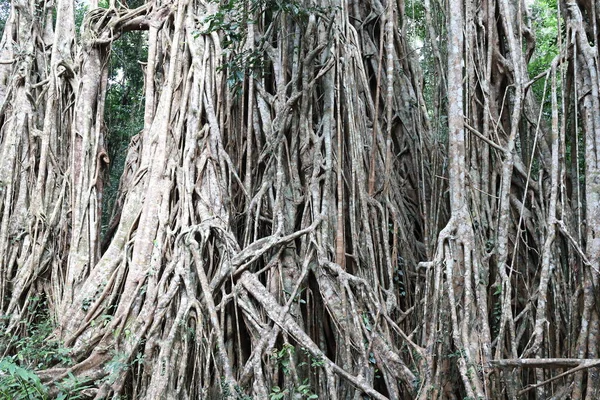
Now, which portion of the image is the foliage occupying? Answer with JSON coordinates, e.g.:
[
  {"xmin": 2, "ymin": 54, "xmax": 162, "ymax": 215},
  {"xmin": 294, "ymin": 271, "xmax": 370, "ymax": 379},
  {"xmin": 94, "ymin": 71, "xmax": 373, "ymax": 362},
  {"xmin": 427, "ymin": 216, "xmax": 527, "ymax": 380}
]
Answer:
[
  {"xmin": 0, "ymin": 359, "xmax": 48, "ymax": 400},
  {"xmin": 0, "ymin": 298, "xmax": 91, "ymax": 399},
  {"xmin": 405, "ymin": 0, "xmax": 427, "ymax": 42},
  {"xmin": 0, "ymin": 360, "xmax": 94, "ymax": 400},
  {"xmin": 101, "ymin": 350, "xmax": 130, "ymax": 385},
  {"xmin": 294, "ymin": 380, "xmax": 318, "ymax": 399},
  {"xmin": 101, "ymin": 27, "xmax": 147, "ymax": 235},
  {"xmin": 268, "ymin": 386, "xmax": 287, "ymax": 400},
  {"xmin": 0, "ymin": 0, "xmax": 9, "ymax": 37},
  {"xmin": 0, "ymin": 297, "xmax": 71, "ymax": 370},
  {"xmin": 269, "ymin": 380, "xmax": 317, "ymax": 400},
  {"xmin": 270, "ymin": 343, "xmax": 295, "ymax": 375},
  {"xmin": 529, "ymin": 0, "xmax": 560, "ymax": 72},
  {"xmin": 199, "ymin": 0, "xmax": 333, "ymax": 94},
  {"xmin": 528, "ymin": 0, "xmax": 560, "ymax": 97},
  {"xmin": 55, "ymin": 373, "xmax": 95, "ymax": 400}
]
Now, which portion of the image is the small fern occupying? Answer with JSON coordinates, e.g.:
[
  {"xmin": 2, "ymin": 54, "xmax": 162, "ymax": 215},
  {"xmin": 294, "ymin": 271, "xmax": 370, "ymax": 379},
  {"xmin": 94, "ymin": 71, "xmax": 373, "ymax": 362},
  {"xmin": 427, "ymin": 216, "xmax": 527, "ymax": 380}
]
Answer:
[{"xmin": 0, "ymin": 358, "xmax": 49, "ymax": 400}]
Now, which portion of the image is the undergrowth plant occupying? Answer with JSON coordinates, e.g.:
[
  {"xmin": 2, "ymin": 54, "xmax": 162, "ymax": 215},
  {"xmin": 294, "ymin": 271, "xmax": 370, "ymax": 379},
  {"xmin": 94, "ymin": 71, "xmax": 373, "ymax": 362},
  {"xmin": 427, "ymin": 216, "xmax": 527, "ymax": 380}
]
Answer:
[{"xmin": 0, "ymin": 298, "xmax": 91, "ymax": 399}]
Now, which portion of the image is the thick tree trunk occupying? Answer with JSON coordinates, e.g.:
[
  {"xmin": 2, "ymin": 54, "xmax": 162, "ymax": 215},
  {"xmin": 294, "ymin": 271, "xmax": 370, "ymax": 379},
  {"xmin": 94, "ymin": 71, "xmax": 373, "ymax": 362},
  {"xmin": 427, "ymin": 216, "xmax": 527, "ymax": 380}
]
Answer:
[{"xmin": 1, "ymin": 0, "xmax": 600, "ymax": 398}]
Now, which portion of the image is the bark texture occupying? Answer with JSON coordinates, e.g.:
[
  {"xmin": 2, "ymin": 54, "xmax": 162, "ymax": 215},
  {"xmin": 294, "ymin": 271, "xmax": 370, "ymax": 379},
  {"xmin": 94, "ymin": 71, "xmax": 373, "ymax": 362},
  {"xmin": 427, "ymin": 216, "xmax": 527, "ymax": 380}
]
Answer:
[{"xmin": 0, "ymin": 0, "xmax": 599, "ymax": 398}]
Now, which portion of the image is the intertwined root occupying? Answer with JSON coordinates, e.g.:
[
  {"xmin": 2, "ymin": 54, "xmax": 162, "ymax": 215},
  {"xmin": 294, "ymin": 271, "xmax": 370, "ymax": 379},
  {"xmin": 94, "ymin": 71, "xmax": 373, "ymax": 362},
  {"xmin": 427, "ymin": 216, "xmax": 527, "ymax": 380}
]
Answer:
[
  {"xmin": 2, "ymin": 0, "xmax": 600, "ymax": 398},
  {"xmin": 1, "ymin": 0, "xmax": 429, "ymax": 398}
]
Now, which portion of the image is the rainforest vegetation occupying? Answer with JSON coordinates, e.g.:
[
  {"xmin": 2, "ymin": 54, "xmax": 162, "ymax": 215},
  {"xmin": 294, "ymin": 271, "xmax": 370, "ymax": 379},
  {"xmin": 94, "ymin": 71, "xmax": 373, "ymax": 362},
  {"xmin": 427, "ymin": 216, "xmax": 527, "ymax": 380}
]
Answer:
[{"xmin": 0, "ymin": 0, "xmax": 599, "ymax": 398}]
